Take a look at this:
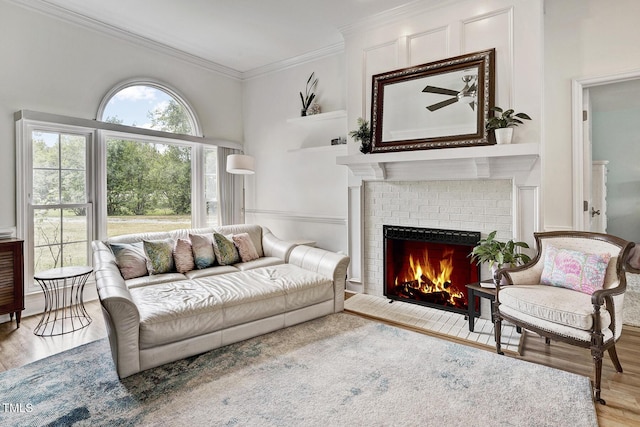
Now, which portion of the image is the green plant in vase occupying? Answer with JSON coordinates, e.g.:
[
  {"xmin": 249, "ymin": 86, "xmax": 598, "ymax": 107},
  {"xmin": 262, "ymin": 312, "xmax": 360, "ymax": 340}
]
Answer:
[
  {"xmin": 469, "ymin": 231, "xmax": 531, "ymax": 280},
  {"xmin": 349, "ymin": 117, "xmax": 372, "ymax": 154},
  {"xmin": 486, "ymin": 106, "xmax": 531, "ymax": 144}
]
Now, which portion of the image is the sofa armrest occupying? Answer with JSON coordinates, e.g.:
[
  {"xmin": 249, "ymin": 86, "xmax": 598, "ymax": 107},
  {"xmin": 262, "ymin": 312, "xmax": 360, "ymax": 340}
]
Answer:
[
  {"xmin": 92, "ymin": 240, "xmax": 141, "ymax": 378},
  {"xmin": 261, "ymin": 227, "xmax": 296, "ymax": 261},
  {"xmin": 288, "ymin": 245, "xmax": 350, "ymax": 312}
]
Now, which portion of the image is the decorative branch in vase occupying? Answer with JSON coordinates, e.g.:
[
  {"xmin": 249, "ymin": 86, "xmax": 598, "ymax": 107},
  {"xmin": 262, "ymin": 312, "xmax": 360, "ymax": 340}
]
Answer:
[{"xmin": 299, "ymin": 72, "xmax": 318, "ymax": 116}]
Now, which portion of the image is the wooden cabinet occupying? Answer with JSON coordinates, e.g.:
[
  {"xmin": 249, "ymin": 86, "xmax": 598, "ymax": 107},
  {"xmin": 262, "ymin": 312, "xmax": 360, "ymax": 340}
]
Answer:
[{"xmin": 0, "ymin": 239, "xmax": 24, "ymax": 328}]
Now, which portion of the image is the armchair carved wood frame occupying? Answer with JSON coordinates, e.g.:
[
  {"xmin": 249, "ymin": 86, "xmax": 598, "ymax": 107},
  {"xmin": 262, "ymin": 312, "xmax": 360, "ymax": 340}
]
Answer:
[{"xmin": 492, "ymin": 231, "xmax": 635, "ymax": 405}]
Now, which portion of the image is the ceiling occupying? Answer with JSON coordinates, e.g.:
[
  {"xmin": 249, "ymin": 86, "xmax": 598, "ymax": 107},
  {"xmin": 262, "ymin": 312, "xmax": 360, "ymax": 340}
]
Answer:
[{"xmin": 38, "ymin": 0, "xmax": 422, "ymax": 74}]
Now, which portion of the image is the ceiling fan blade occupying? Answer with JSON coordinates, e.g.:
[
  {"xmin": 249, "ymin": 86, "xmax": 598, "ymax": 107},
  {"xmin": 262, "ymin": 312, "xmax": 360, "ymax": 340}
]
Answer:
[
  {"xmin": 422, "ymin": 86, "xmax": 459, "ymax": 96},
  {"xmin": 427, "ymin": 97, "xmax": 458, "ymax": 111}
]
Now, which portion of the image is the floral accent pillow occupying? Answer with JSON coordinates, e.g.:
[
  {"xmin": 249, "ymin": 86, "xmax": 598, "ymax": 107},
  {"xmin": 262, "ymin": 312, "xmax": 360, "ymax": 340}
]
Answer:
[
  {"xmin": 212, "ymin": 232, "xmax": 240, "ymax": 265},
  {"xmin": 143, "ymin": 239, "xmax": 175, "ymax": 275},
  {"xmin": 174, "ymin": 238, "xmax": 195, "ymax": 273},
  {"xmin": 190, "ymin": 233, "xmax": 216, "ymax": 269},
  {"xmin": 232, "ymin": 233, "xmax": 260, "ymax": 262},
  {"xmin": 110, "ymin": 242, "xmax": 148, "ymax": 279},
  {"xmin": 540, "ymin": 244, "xmax": 611, "ymax": 295}
]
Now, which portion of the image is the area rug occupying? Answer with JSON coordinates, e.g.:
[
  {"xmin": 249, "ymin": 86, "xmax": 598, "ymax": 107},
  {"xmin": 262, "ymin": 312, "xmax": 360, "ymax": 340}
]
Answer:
[{"xmin": 0, "ymin": 313, "xmax": 597, "ymax": 426}]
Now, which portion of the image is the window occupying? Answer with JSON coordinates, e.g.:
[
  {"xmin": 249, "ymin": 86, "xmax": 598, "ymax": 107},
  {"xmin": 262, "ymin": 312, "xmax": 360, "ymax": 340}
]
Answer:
[
  {"xmin": 98, "ymin": 81, "xmax": 209, "ymax": 236},
  {"xmin": 21, "ymin": 126, "xmax": 93, "ymax": 290},
  {"xmin": 105, "ymin": 137, "xmax": 193, "ymax": 236},
  {"xmin": 16, "ymin": 80, "xmax": 236, "ymax": 291}
]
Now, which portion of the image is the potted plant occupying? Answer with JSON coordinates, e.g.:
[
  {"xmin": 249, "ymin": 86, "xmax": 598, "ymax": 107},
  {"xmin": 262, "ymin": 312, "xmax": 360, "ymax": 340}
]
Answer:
[
  {"xmin": 469, "ymin": 231, "xmax": 531, "ymax": 278},
  {"xmin": 486, "ymin": 106, "xmax": 531, "ymax": 144},
  {"xmin": 299, "ymin": 72, "xmax": 318, "ymax": 116},
  {"xmin": 349, "ymin": 117, "xmax": 372, "ymax": 154}
]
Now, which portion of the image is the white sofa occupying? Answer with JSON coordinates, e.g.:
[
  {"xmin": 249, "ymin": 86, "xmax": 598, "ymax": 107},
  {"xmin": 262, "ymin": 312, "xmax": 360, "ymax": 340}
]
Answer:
[{"xmin": 92, "ymin": 224, "xmax": 350, "ymax": 378}]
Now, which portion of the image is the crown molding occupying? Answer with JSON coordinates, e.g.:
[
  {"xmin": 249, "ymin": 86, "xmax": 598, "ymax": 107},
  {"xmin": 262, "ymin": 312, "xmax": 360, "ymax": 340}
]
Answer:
[
  {"xmin": 339, "ymin": 0, "xmax": 462, "ymax": 38},
  {"xmin": 241, "ymin": 42, "xmax": 345, "ymax": 80},
  {"xmin": 9, "ymin": 0, "xmax": 243, "ymax": 80}
]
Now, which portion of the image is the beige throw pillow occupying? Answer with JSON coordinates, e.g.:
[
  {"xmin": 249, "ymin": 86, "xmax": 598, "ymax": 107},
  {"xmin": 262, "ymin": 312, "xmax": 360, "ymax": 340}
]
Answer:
[
  {"xmin": 174, "ymin": 238, "xmax": 195, "ymax": 273},
  {"xmin": 232, "ymin": 233, "xmax": 260, "ymax": 262}
]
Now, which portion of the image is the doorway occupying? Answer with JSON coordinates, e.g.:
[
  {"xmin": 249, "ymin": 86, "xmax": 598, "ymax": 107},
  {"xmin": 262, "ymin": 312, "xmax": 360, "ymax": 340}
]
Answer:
[{"xmin": 572, "ymin": 72, "xmax": 640, "ymax": 242}]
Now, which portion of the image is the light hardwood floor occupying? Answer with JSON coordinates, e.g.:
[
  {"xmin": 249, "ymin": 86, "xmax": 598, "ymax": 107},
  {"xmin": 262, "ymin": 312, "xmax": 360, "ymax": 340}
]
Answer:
[{"xmin": 1, "ymin": 299, "xmax": 639, "ymax": 426}]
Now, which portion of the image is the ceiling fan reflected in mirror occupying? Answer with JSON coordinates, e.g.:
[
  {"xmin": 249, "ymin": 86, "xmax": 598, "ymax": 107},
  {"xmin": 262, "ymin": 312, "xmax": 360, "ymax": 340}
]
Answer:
[{"xmin": 423, "ymin": 74, "xmax": 478, "ymax": 111}]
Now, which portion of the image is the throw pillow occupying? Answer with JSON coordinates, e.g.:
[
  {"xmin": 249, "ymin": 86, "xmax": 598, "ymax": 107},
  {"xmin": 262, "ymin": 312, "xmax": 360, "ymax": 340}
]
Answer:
[
  {"xmin": 174, "ymin": 238, "xmax": 195, "ymax": 273},
  {"xmin": 143, "ymin": 239, "xmax": 175, "ymax": 275},
  {"xmin": 232, "ymin": 232, "xmax": 260, "ymax": 262},
  {"xmin": 109, "ymin": 242, "xmax": 148, "ymax": 279},
  {"xmin": 190, "ymin": 233, "xmax": 216, "ymax": 269},
  {"xmin": 540, "ymin": 244, "xmax": 612, "ymax": 295},
  {"xmin": 212, "ymin": 232, "xmax": 241, "ymax": 265}
]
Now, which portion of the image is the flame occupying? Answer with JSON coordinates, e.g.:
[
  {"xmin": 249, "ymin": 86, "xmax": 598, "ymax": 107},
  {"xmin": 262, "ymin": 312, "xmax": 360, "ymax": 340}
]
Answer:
[{"xmin": 394, "ymin": 248, "xmax": 464, "ymax": 305}]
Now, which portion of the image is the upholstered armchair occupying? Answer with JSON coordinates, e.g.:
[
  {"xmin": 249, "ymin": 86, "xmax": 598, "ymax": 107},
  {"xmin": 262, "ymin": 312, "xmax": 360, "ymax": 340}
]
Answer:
[{"xmin": 493, "ymin": 231, "xmax": 635, "ymax": 404}]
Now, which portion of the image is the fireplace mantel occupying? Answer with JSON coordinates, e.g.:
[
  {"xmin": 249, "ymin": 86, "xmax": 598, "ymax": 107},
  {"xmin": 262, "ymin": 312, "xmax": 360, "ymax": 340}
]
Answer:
[{"xmin": 336, "ymin": 142, "xmax": 539, "ymax": 181}]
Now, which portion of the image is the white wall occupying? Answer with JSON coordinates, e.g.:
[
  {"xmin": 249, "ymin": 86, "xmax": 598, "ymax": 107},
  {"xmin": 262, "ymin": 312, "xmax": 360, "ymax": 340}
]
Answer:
[
  {"xmin": 242, "ymin": 55, "xmax": 349, "ymax": 252},
  {"xmin": 544, "ymin": 0, "xmax": 640, "ymax": 231},
  {"xmin": 0, "ymin": 0, "xmax": 243, "ymax": 232}
]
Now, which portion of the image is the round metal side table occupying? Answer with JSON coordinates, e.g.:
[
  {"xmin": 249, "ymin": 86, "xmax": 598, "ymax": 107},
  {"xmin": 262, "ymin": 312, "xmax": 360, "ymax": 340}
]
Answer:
[{"xmin": 33, "ymin": 266, "xmax": 93, "ymax": 336}]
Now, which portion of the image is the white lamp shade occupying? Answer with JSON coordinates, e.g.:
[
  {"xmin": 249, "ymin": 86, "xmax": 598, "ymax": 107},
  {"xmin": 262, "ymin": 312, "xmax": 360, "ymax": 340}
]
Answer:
[{"xmin": 226, "ymin": 154, "xmax": 255, "ymax": 174}]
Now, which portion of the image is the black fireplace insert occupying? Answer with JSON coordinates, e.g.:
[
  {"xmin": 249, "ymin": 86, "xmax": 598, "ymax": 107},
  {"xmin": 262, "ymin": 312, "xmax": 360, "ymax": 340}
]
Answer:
[{"xmin": 383, "ymin": 225, "xmax": 481, "ymax": 315}]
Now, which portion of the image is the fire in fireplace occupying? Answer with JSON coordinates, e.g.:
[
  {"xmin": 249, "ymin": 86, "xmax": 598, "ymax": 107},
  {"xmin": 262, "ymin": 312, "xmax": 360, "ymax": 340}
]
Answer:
[{"xmin": 383, "ymin": 225, "xmax": 480, "ymax": 315}]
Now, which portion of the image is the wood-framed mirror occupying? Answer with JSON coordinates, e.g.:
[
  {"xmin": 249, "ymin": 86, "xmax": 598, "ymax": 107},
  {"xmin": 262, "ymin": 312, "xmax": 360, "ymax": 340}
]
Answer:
[{"xmin": 370, "ymin": 49, "xmax": 495, "ymax": 153}]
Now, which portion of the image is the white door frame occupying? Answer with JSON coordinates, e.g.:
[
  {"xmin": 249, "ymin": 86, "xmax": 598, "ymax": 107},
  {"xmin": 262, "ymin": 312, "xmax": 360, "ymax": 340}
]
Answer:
[{"xmin": 571, "ymin": 69, "xmax": 640, "ymax": 230}]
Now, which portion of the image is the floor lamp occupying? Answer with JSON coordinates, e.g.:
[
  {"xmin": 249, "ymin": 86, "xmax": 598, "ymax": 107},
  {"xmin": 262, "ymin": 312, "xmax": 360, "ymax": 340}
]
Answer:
[{"xmin": 226, "ymin": 154, "xmax": 255, "ymax": 223}]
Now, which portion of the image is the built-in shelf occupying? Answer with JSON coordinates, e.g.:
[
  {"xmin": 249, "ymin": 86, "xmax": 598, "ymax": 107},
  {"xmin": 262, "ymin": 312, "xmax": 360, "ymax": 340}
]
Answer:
[
  {"xmin": 336, "ymin": 142, "xmax": 540, "ymax": 181},
  {"xmin": 287, "ymin": 144, "xmax": 348, "ymax": 154},
  {"xmin": 286, "ymin": 110, "xmax": 347, "ymax": 124}
]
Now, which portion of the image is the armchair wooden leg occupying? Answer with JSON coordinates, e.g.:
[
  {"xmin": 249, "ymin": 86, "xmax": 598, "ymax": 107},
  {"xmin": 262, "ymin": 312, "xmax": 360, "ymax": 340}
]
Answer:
[
  {"xmin": 545, "ymin": 337, "xmax": 551, "ymax": 345},
  {"xmin": 608, "ymin": 345, "xmax": 623, "ymax": 373},
  {"xmin": 493, "ymin": 302, "xmax": 503, "ymax": 355},
  {"xmin": 592, "ymin": 349, "xmax": 606, "ymax": 405}
]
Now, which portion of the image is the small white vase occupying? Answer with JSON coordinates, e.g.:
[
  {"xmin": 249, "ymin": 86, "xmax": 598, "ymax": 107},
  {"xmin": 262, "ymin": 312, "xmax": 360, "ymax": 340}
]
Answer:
[{"xmin": 494, "ymin": 128, "xmax": 514, "ymax": 145}]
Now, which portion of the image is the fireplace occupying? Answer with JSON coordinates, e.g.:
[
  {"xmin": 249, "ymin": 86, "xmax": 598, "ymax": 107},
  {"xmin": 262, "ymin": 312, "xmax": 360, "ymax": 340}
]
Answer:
[{"xmin": 383, "ymin": 225, "xmax": 480, "ymax": 315}]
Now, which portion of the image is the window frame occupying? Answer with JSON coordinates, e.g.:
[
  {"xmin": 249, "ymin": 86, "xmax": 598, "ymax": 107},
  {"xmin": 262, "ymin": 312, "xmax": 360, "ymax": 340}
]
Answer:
[
  {"xmin": 16, "ymin": 110, "xmax": 241, "ymax": 293},
  {"xmin": 96, "ymin": 78, "xmax": 202, "ymax": 137},
  {"xmin": 17, "ymin": 121, "xmax": 96, "ymax": 292}
]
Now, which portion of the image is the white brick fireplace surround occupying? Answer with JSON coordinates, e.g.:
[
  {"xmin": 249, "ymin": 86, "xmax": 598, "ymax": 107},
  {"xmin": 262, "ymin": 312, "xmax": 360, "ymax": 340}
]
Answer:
[{"xmin": 337, "ymin": 143, "xmax": 541, "ymax": 295}]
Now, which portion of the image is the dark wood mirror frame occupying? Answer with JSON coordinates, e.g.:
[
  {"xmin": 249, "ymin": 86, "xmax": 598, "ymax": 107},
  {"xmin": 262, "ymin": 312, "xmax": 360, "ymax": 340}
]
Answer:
[{"xmin": 371, "ymin": 49, "xmax": 495, "ymax": 153}]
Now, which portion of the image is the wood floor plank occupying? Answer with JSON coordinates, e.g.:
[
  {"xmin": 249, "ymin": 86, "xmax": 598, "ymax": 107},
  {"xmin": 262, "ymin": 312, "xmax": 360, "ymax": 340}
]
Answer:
[{"xmin": 1, "ymin": 297, "xmax": 639, "ymax": 425}]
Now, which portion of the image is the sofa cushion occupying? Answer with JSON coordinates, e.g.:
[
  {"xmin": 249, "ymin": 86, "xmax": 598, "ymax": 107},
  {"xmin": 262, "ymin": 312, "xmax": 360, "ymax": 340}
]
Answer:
[
  {"xmin": 130, "ymin": 264, "xmax": 334, "ymax": 348},
  {"xmin": 109, "ymin": 242, "xmax": 148, "ymax": 279},
  {"xmin": 174, "ymin": 238, "xmax": 195, "ymax": 273},
  {"xmin": 233, "ymin": 232, "xmax": 260, "ymax": 262},
  {"xmin": 130, "ymin": 280, "xmax": 225, "ymax": 349},
  {"xmin": 540, "ymin": 244, "xmax": 611, "ymax": 295},
  {"xmin": 499, "ymin": 284, "xmax": 611, "ymax": 331},
  {"xmin": 190, "ymin": 233, "xmax": 216, "ymax": 269},
  {"xmin": 212, "ymin": 233, "xmax": 240, "ymax": 265},
  {"xmin": 143, "ymin": 239, "xmax": 175, "ymax": 275}
]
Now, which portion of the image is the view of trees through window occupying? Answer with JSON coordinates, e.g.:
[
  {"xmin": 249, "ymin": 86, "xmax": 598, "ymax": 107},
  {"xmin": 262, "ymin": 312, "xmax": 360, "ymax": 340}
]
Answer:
[
  {"xmin": 32, "ymin": 131, "xmax": 90, "ymax": 273},
  {"xmin": 102, "ymin": 85, "xmax": 200, "ymax": 236}
]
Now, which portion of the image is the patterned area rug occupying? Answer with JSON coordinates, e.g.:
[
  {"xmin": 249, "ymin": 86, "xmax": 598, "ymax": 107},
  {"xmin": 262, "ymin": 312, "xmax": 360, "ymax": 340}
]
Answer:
[{"xmin": 0, "ymin": 313, "xmax": 597, "ymax": 426}]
